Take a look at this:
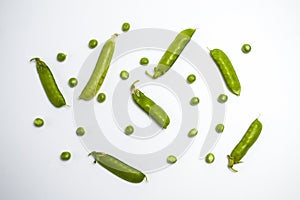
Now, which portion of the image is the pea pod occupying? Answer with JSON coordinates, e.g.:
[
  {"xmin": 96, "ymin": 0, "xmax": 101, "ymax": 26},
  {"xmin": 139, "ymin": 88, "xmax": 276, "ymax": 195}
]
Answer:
[
  {"xmin": 209, "ymin": 48, "xmax": 241, "ymax": 96},
  {"xmin": 227, "ymin": 118, "xmax": 263, "ymax": 172},
  {"xmin": 79, "ymin": 34, "xmax": 118, "ymax": 100},
  {"xmin": 131, "ymin": 80, "xmax": 170, "ymax": 129},
  {"xmin": 30, "ymin": 58, "xmax": 66, "ymax": 108},
  {"xmin": 146, "ymin": 28, "xmax": 196, "ymax": 79},
  {"xmin": 89, "ymin": 151, "xmax": 147, "ymax": 183}
]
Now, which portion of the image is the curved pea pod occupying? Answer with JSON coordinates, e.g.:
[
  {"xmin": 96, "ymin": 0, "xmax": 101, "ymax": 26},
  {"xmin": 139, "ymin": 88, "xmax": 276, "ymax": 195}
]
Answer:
[
  {"xmin": 131, "ymin": 80, "xmax": 170, "ymax": 129},
  {"xmin": 30, "ymin": 58, "xmax": 66, "ymax": 108},
  {"xmin": 209, "ymin": 48, "xmax": 241, "ymax": 96},
  {"xmin": 88, "ymin": 151, "xmax": 147, "ymax": 184},
  {"xmin": 146, "ymin": 28, "xmax": 196, "ymax": 79},
  {"xmin": 227, "ymin": 118, "xmax": 263, "ymax": 172},
  {"xmin": 79, "ymin": 34, "xmax": 118, "ymax": 100}
]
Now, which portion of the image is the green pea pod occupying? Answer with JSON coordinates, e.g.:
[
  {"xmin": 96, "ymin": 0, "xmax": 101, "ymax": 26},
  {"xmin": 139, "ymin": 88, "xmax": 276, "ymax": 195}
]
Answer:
[
  {"xmin": 209, "ymin": 49, "xmax": 241, "ymax": 96},
  {"xmin": 79, "ymin": 34, "xmax": 118, "ymax": 100},
  {"xmin": 146, "ymin": 28, "xmax": 196, "ymax": 79},
  {"xmin": 89, "ymin": 151, "xmax": 147, "ymax": 184},
  {"xmin": 227, "ymin": 118, "xmax": 263, "ymax": 172},
  {"xmin": 131, "ymin": 80, "xmax": 170, "ymax": 129},
  {"xmin": 30, "ymin": 58, "xmax": 66, "ymax": 108}
]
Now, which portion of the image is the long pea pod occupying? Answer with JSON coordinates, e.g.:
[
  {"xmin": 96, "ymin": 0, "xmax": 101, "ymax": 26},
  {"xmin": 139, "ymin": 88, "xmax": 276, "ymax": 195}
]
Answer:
[
  {"xmin": 30, "ymin": 58, "xmax": 66, "ymax": 108},
  {"xmin": 227, "ymin": 118, "xmax": 263, "ymax": 172},
  {"xmin": 89, "ymin": 151, "xmax": 147, "ymax": 184},
  {"xmin": 146, "ymin": 28, "xmax": 196, "ymax": 79},
  {"xmin": 79, "ymin": 34, "xmax": 118, "ymax": 100},
  {"xmin": 209, "ymin": 48, "xmax": 241, "ymax": 96},
  {"xmin": 131, "ymin": 80, "xmax": 170, "ymax": 129}
]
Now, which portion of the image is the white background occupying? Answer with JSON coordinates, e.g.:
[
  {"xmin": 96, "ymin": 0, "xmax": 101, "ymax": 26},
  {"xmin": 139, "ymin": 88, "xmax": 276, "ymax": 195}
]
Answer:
[{"xmin": 0, "ymin": 0, "xmax": 298, "ymax": 199}]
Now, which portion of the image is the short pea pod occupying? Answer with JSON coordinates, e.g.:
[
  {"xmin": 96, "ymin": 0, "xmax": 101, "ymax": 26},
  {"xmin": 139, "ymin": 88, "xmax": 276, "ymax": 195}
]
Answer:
[
  {"xmin": 210, "ymin": 49, "xmax": 241, "ymax": 96},
  {"xmin": 227, "ymin": 118, "xmax": 262, "ymax": 172},
  {"xmin": 131, "ymin": 80, "xmax": 170, "ymax": 129},
  {"xmin": 146, "ymin": 28, "xmax": 196, "ymax": 79},
  {"xmin": 89, "ymin": 151, "xmax": 147, "ymax": 184},
  {"xmin": 79, "ymin": 34, "xmax": 118, "ymax": 100},
  {"xmin": 30, "ymin": 58, "xmax": 66, "ymax": 108}
]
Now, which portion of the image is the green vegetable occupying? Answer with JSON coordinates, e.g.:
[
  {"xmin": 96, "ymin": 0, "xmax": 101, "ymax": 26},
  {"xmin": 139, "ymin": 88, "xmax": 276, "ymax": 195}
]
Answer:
[
  {"xmin": 79, "ymin": 34, "xmax": 118, "ymax": 100},
  {"xmin": 188, "ymin": 128, "xmax": 198, "ymax": 137},
  {"xmin": 205, "ymin": 153, "xmax": 215, "ymax": 163},
  {"xmin": 215, "ymin": 124, "xmax": 224, "ymax": 133},
  {"xmin": 68, "ymin": 77, "xmax": 78, "ymax": 88},
  {"xmin": 167, "ymin": 155, "xmax": 177, "ymax": 164},
  {"xmin": 121, "ymin": 22, "xmax": 130, "ymax": 32},
  {"xmin": 120, "ymin": 70, "xmax": 129, "ymax": 80},
  {"xmin": 209, "ymin": 48, "xmax": 241, "ymax": 96},
  {"xmin": 89, "ymin": 39, "xmax": 98, "ymax": 49},
  {"xmin": 190, "ymin": 97, "xmax": 200, "ymax": 106},
  {"xmin": 89, "ymin": 151, "xmax": 147, "ymax": 183},
  {"xmin": 241, "ymin": 44, "xmax": 251, "ymax": 53},
  {"xmin": 30, "ymin": 58, "xmax": 66, "ymax": 108},
  {"xmin": 60, "ymin": 151, "xmax": 71, "ymax": 161},
  {"xmin": 131, "ymin": 80, "xmax": 170, "ymax": 129},
  {"xmin": 227, "ymin": 118, "xmax": 262, "ymax": 172},
  {"xmin": 140, "ymin": 57, "xmax": 149, "ymax": 65},
  {"xmin": 76, "ymin": 127, "xmax": 85, "ymax": 136},
  {"xmin": 33, "ymin": 118, "xmax": 44, "ymax": 127},
  {"xmin": 146, "ymin": 28, "xmax": 196, "ymax": 79},
  {"xmin": 97, "ymin": 93, "xmax": 106, "ymax": 103},
  {"xmin": 187, "ymin": 74, "xmax": 196, "ymax": 84},
  {"xmin": 124, "ymin": 125, "xmax": 134, "ymax": 135},
  {"xmin": 56, "ymin": 53, "xmax": 66, "ymax": 62},
  {"xmin": 217, "ymin": 94, "xmax": 228, "ymax": 103}
]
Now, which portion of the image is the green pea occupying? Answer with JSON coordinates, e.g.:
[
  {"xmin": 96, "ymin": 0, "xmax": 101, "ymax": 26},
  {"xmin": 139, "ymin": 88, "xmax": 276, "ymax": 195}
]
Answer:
[
  {"xmin": 124, "ymin": 125, "xmax": 134, "ymax": 135},
  {"xmin": 167, "ymin": 155, "xmax": 177, "ymax": 164},
  {"xmin": 242, "ymin": 44, "xmax": 251, "ymax": 53},
  {"xmin": 57, "ymin": 52, "xmax": 66, "ymax": 62},
  {"xmin": 76, "ymin": 127, "xmax": 85, "ymax": 136},
  {"xmin": 97, "ymin": 93, "xmax": 106, "ymax": 103},
  {"xmin": 120, "ymin": 70, "xmax": 129, "ymax": 80},
  {"xmin": 89, "ymin": 39, "xmax": 98, "ymax": 49},
  {"xmin": 60, "ymin": 151, "xmax": 71, "ymax": 161},
  {"xmin": 217, "ymin": 94, "xmax": 228, "ymax": 103},
  {"xmin": 188, "ymin": 128, "xmax": 198, "ymax": 137},
  {"xmin": 140, "ymin": 57, "xmax": 149, "ymax": 65},
  {"xmin": 205, "ymin": 153, "xmax": 215, "ymax": 163},
  {"xmin": 122, "ymin": 22, "xmax": 130, "ymax": 32},
  {"xmin": 187, "ymin": 74, "xmax": 196, "ymax": 84},
  {"xmin": 68, "ymin": 77, "xmax": 78, "ymax": 88},
  {"xmin": 190, "ymin": 97, "xmax": 200, "ymax": 105},
  {"xmin": 33, "ymin": 118, "xmax": 44, "ymax": 127},
  {"xmin": 215, "ymin": 124, "xmax": 224, "ymax": 133}
]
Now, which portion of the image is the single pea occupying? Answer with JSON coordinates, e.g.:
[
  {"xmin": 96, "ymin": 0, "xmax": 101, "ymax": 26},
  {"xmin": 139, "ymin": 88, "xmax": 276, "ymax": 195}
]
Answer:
[
  {"xmin": 122, "ymin": 22, "xmax": 130, "ymax": 32},
  {"xmin": 76, "ymin": 127, "xmax": 85, "ymax": 136},
  {"xmin": 188, "ymin": 128, "xmax": 198, "ymax": 137},
  {"xmin": 120, "ymin": 70, "xmax": 129, "ymax": 80},
  {"xmin": 57, "ymin": 52, "xmax": 66, "ymax": 62},
  {"xmin": 242, "ymin": 44, "xmax": 251, "ymax": 53},
  {"xmin": 140, "ymin": 57, "xmax": 149, "ymax": 65},
  {"xmin": 217, "ymin": 94, "xmax": 228, "ymax": 103},
  {"xmin": 215, "ymin": 124, "xmax": 224, "ymax": 133},
  {"xmin": 187, "ymin": 74, "xmax": 196, "ymax": 84},
  {"xmin": 97, "ymin": 93, "xmax": 106, "ymax": 103},
  {"xmin": 124, "ymin": 125, "xmax": 134, "ymax": 135},
  {"xmin": 33, "ymin": 118, "xmax": 44, "ymax": 127},
  {"xmin": 88, "ymin": 39, "xmax": 98, "ymax": 49},
  {"xmin": 167, "ymin": 155, "xmax": 177, "ymax": 164},
  {"xmin": 68, "ymin": 77, "xmax": 78, "ymax": 88},
  {"xmin": 60, "ymin": 151, "xmax": 71, "ymax": 161},
  {"xmin": 205, "ymin": 153, "xmax": 215, "ymax": 163},
  {"xmin": 190, "ymin": 97, "xmax": 200, "ymax": 106}
]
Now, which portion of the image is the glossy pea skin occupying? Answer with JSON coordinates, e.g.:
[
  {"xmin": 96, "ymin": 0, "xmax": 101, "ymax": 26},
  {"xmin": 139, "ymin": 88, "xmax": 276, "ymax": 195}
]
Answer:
[
  {"xmin": 97, "ymin": 93, "xmax": 106, "ymax": 103},
  {"xmin": 188, "ymin": 128, "xmax": 198, "ymax": 137},
  {"xmin": 124, "ymin": 125, "xmax": 134, "ymax": 135},
  {"xmin": 76, "ymin": 127, "xmax": 85, "ymax": 136},
  {"xmin": 218, "ymin": 94, "xmax": 228, "ymax": 103},
  {"xmin": 79, "ymin": 34, "xmax": 117, "ymax": 100},
  {"xmin": 68, "ymin": 77, "xmax": 78, "ymax": 88},
  {"xmin": 57, "ymin": 53, "xmax": 66, "ymax": 62},
  {"xmin": 122, "ymin": 22, "xmax": 130, "ymax": 32},
  {"xmin": 89, "ymin": 151, "xmax": 147, "ymax": 183},
  {"xmin": 210, "ymin": 49, "xmax": 241, "ymax": 96},
  {"xmin": 215, "ymin": 124, "xmax": 224, "ymax": 133},
  {"xmin": 167, "ymin": 155, "xmax": 177, "ymax": 164},
  {"xmin": 190, "ymin": 97, "xmax": 200, "ymax": 105},
  {"xmin": 34, "ymin": 118, "xmax": 44, "ymax": 127},
  {"xmin": 242, "ymin": 44, "xmax": 251, "ymax": 53},
  {"xmin": 187, "ymin": 74, "xmax": 196, "ymax": 84},
  {"xmin": 146, "ymin": 28, "xmax": 196, "ymax": 79},
  {"xmin": 205, "ymin": 153, "xmax": 215, "ymax": 163},
  {"xmin": 120, "ymin": 70, "xmax": 129, "ymax": 80},
  {"xmin": 89, "ymin": 39, "xmax": 98, "ymax": 49},
  {"xmin": 60, "ymin": 151, "xmax": 71, "ymax": 161},
  {"xmin": 131, "ymin": 81, "xmax": 170, "ymax": 129},
  {"xmin": 30, "ymin": 58, "xmax": 66, "ymax": 108},
  {"xmin": 227, "ymin": 118, "xmax": 262, "ymax": 172},
  {"xmin": 140, "ymin": 57, "xmax": 149, "ymax": 65}
]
